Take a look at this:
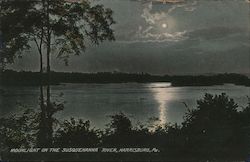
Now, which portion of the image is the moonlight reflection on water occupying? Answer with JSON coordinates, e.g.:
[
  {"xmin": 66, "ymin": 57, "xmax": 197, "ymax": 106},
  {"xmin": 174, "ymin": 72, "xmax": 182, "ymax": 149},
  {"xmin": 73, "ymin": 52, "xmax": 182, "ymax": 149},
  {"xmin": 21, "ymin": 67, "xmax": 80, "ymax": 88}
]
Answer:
[
  {"xmin": 1, "ymin": 83, "xmax": 249, "ymax": 129},
  {"xmin": 149, "ymin": 83, "xmax": 172, "ymax": 126}
]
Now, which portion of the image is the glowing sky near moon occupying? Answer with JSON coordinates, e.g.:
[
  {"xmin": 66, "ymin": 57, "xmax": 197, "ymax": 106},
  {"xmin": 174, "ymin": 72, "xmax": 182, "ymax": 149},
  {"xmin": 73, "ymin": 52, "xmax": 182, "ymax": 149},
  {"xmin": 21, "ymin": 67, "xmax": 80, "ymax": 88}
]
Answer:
[{"xmin": 162, "ymin": 23, "xmax": 167, "ymax": 28}]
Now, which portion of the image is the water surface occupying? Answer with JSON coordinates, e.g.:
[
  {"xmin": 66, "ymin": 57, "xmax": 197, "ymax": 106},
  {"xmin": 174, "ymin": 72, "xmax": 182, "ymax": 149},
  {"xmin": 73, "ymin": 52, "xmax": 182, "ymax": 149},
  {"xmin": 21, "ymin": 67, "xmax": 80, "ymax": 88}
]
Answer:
[{"xmin": 0, "ymin": 83, "xmax": 249, "ymax": 128}]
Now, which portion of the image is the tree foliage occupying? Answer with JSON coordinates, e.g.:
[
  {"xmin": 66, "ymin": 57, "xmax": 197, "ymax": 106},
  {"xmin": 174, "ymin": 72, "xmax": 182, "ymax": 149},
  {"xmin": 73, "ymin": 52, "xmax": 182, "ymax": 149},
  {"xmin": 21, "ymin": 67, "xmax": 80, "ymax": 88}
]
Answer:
[
  {"xmin": 0, "ymin": 109, "xmax": 37, "ymax": 151},
  {"xmin": 1, "ymin": 93, "xmax": 249, "ymax": 160},
  {"xmin": 54, "ymin": 118, "xmax": 100, "ymax": 147},
  {"xmin": 182, "ymin": 93, "xmax": 246, "ymax": 157},
  {"xmin": 0, "ymin": 0, "xmax": 115, "ymax": 65}
]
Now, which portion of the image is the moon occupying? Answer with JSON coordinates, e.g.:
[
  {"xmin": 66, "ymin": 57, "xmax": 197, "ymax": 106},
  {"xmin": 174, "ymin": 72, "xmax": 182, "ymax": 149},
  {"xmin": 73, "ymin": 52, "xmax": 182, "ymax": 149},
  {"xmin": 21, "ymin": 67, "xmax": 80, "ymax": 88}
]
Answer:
[{"xmin": 162, "ymin": 23, "xmax": 167, "ymax": 28}]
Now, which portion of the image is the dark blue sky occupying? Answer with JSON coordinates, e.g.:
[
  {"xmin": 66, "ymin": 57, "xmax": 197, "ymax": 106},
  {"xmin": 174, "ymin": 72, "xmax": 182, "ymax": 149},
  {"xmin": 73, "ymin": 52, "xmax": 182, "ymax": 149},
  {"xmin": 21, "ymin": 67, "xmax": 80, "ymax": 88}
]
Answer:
[{"xmin": 9, "ymin": 0, "xmax": 250, "ymax": 75}]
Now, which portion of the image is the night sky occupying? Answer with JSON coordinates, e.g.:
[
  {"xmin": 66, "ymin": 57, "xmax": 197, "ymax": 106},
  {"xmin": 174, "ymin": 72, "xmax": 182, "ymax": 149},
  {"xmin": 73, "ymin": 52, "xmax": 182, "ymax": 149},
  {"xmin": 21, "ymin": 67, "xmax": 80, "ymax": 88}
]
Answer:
[{"xmin": 9, "ymin": 0, "xmax": 250, "ymax": 75}]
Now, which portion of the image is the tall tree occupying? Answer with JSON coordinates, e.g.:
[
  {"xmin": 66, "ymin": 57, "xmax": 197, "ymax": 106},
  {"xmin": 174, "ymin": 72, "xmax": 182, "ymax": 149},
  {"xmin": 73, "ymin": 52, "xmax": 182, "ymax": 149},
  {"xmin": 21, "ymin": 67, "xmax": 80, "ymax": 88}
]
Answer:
[
  {"xmin": 0, "ymin": 0, "xmax": 115, "ymax": 65},
  {"xmin": 0, "ymin": 0, "xmax": 115, "ymax": 146}
]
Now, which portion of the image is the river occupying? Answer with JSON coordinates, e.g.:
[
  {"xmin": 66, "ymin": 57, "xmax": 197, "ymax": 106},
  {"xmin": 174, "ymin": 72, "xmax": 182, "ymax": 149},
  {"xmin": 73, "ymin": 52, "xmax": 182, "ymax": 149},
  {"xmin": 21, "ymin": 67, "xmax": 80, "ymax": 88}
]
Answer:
[{"xmin": 0, "ymin": 83, "xmax": 249, "ymax": 129}]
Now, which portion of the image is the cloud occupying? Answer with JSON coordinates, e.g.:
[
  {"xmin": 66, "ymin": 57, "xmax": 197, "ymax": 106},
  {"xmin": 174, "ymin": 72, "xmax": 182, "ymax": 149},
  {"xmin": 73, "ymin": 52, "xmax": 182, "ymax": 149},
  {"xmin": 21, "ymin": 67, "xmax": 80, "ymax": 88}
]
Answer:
[
  {"xmin": 133, "ymin": 26, "xmax": 187, "ymax": 43},
  {"xmin": 130, "ymin": 0, "xmax": 185, "ymax": 4},
  {"xmin": 187, "ymin": 26, "xmax": 248, "ymax": 40},
  {"xmin": 132, "ymin": 1, "xmax": 192, "ymax": 42},
  {"xmin": 134, "ymin": 0, "xmax": 198, "ymax": 13},
  {"xmin": 121, "ymin": 0, "xmax": 199, "ymax": 43}
]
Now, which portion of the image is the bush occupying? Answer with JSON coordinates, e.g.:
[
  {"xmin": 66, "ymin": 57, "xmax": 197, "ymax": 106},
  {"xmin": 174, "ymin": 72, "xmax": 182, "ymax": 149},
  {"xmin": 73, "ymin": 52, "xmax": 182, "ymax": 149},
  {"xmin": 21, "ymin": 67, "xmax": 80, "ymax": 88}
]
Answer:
[
  {"xmin": 0, "ymin": 109, "xmax": 37, "ymax": 152},
  {"xmin": 182, "ymin": 93, "xmax": 246, "ymax": 158},
  {"xmin": 1, "ymin": 93, "xmax": 249, "ymax": 160},
  {"xmin": 54, "ymin": 118, "xmax": 100, "ymax": 147}
]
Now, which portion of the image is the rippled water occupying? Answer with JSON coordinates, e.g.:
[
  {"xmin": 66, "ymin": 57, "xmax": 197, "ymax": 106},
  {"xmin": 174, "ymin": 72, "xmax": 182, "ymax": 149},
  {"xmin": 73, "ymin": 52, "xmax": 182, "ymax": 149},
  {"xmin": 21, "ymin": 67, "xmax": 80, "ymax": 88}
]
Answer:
[{"xmin": 0, "ymin": 83, "xmax": 249, "ymax": 128}]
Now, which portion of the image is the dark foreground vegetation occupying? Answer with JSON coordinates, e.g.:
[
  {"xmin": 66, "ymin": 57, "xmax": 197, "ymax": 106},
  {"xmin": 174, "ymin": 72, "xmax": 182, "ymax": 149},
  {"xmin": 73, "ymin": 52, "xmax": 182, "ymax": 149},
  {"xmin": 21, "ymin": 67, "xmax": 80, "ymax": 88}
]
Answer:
[
  {"xmin": 1, "ymin": 70, "xmax": 250, "ymax": 86},
  {"xmin": 1, "ymin": 93, "xmax": 250, "ymax": 161}
]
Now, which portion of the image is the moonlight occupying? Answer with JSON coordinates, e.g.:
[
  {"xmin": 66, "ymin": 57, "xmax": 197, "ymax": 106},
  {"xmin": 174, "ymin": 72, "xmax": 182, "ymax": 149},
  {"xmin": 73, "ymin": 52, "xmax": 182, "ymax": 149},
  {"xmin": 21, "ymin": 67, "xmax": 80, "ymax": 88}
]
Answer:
[{"xmin": 162, "ymin": 23, "xmax": 167, "ymax": 28}]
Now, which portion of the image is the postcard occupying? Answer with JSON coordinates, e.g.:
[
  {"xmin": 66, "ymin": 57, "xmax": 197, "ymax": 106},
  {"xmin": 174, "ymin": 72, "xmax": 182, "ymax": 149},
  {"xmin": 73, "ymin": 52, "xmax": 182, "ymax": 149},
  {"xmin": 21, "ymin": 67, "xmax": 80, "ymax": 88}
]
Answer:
[{"xmin": 0, "ymin": 0, "xmax": 250, "ymax": 161}]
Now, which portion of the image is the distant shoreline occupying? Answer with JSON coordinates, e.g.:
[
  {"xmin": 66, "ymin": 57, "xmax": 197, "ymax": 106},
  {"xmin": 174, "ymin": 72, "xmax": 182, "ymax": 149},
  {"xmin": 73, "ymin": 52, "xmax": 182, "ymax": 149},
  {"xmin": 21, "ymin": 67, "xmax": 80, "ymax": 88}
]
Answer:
[{"xmin": 1, "ymin": 70, "xmax": 250, "ymax": 87}]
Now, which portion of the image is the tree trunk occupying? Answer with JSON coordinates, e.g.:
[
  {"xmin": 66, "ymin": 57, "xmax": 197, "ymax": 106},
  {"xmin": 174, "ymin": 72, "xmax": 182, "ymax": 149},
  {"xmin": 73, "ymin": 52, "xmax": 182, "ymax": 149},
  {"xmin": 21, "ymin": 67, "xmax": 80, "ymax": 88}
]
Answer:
[{"xmin": 45, "ymin": 0, "xmax": 53, "ymax": 146}]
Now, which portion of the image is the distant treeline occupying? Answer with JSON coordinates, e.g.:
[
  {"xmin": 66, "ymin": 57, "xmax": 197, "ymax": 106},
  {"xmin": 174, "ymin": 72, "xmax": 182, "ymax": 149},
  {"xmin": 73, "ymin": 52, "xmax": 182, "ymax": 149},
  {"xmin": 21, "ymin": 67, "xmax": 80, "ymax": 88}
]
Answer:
[{"xmin": 1, "ymin": 70, "xmax": 250, "ymax": 86}]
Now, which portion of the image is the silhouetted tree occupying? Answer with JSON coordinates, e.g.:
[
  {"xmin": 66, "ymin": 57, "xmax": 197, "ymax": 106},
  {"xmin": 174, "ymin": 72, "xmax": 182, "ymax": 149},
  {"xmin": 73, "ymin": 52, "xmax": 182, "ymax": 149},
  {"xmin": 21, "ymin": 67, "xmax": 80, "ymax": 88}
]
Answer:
[
  {"xmin": 182, "ymin": 93, "xmax": 244, "ymax": 158},
  {"xmin": 0, "ymin": 109, "xmax": 37, "ymax": 151},
  {"xmin": 1, "ymin": 93, "xmax": 250, "ymax": 161},
  {"xmin": 54, "ymin": 118, "xmax": 100, "ymax": 147},
  {"xmin": 103, "ymin": 113, "xmax": 133, "ymax": 147},
  {"xmin": 108, "ymin": 113, "xmax": 132, "ymax": 135},
  {"xmin": 0, "ymin": 0, "xmax": 115, "ymax": 146},
  {"xmin": 238, "ymin": 97, "xmax": 250, "ymax": 155}
]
